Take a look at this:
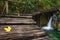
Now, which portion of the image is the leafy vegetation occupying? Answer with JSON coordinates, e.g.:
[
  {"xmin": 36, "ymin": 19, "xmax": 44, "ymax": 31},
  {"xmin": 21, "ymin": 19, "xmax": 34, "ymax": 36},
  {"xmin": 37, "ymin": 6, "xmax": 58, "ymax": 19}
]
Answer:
[
  {"xmin": 48, "ymin": 30, "xmax": 60, "ymax": 40},
  {"xmin": 0, "ymin": 0, "xmax": 60, "ymax": 15},
  {"xmin": 0, "ymin": 1, "xmax": 4, "ymax": 7},
  {"xmin": 8, "ymin": 0, "xmax": 60, "ymax": 14}
]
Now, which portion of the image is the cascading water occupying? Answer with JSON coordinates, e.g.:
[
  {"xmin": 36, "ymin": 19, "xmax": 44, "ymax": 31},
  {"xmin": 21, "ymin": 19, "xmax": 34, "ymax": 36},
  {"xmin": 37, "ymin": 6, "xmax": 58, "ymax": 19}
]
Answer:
[
  {"xmin": 42, "ymin": 17, "xmax": 54, "ymax": 30},
  {"xmin": 41, "ymin": 15, "xmax": 60, "ymax": 40}
]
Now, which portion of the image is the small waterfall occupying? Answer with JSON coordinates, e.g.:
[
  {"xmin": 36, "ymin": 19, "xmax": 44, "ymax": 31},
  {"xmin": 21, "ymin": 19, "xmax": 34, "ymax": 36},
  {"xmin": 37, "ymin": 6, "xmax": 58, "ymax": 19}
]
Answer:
[
  {"xmin": 47, "ymin": 17, "xmax": 52, "ymax": 27},
  {"xmin": 42, "ymin": 17, "xmax": 54, "ymax": 30}
]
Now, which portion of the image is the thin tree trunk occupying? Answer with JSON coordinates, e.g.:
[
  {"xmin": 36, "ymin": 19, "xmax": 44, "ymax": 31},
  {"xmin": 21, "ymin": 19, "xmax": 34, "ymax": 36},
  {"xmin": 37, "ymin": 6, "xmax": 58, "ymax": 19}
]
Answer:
[{"xmin": 5, "ymin": 1, "xmax": 8, "ymax": 14}]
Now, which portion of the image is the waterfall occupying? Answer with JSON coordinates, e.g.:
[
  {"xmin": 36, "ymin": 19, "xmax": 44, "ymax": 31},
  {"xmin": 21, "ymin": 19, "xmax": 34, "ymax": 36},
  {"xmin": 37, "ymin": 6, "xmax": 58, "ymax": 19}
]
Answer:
[
  {"xmin": 42, "ymin": 17, "xmax": 54, "ymax": 30},
  {"xmin": 47, "ymin": 17, "xmax": 52, "ymax": 27}
]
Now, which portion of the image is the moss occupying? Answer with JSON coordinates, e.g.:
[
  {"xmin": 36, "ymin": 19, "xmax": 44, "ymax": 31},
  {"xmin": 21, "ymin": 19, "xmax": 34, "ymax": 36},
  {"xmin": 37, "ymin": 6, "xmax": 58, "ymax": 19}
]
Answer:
[
  {"xmin": 58, "ymin": 15, "xmax": 60, "ymax": 19},
  {"xmin": 53, "ymin": 22, "xmax": 58, "ymax": 30},
  {"xmin": 40, "ymin": 15, "xmax": 48, "ymax": 26}
]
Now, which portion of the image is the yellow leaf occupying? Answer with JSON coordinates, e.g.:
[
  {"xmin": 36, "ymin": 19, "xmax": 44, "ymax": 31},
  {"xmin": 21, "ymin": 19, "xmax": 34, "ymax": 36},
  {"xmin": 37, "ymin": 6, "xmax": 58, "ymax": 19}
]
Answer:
[{"xmin": 4, "ymin": 26, "xmax": 11, "ymax": 32}]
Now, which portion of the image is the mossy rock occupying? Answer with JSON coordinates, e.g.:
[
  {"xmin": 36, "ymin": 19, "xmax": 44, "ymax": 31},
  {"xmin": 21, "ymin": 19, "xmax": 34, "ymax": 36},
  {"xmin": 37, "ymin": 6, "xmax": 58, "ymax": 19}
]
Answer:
[
  {"xmin": 39, "ymin": 15, "xmax": 48, "ymax": 26},
  {"xmin": 33, "ymin": 13, "xmax": 49, "ymax": 27},
  {"xmin": 53, "ymin": 22, "xmax": 58, "ymax": 30}
]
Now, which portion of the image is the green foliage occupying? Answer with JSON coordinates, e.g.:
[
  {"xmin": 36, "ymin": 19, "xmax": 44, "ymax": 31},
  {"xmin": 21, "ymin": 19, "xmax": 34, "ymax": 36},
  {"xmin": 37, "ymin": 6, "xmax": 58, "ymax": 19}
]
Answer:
[
  {"xmin": 58, "ymin": 14, "xmax": 60, "ymax": 19},
  {"xmin": 48, "ymin": 30, "xmax": 60, "ymax": 40},
  {"xmin": 8, "ymin": 0, "xmax": 37, "ymax": 14},
  {"xmin": 0, "ymin": 1, "xmax": 4, "ymax": 7},
  {"xmin": 0, "ymin": 0, "xmax": 60, "ymax": 14},
  {"xmin": 8, "ymin": 0, "xmax": 60, "ymax": 14}
]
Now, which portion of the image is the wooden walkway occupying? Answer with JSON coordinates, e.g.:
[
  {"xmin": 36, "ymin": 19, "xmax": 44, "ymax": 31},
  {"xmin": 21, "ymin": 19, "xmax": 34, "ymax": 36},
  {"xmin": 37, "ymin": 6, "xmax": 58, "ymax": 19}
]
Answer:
[{"xmin": 0, "ymin": 15, "xmax": 53, "ymax": 40}]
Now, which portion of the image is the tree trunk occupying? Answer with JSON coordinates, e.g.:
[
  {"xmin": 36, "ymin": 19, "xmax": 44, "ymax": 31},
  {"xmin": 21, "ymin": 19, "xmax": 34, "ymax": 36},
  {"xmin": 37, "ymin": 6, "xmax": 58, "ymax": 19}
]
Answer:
[{"xmin": 5, "ymin": 1, "xmax": 8, "ymax": 14}]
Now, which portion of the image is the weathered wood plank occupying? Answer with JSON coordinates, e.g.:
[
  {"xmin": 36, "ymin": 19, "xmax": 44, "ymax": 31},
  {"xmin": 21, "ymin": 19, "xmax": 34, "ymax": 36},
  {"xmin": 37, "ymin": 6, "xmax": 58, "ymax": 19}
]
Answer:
[
  {"xmin": 32, "ymin": 36, "xmax": 53, "ymax": 40},
  {"xmin": 1, "ymin": 15, "xmax": 32, "ymax": 18},
  {"xmin": 0, "ymin": 25, "xmax": 46, "ymax": 39},
  {"xmin": 0, "ymin": 18, "xmax": 36, "ymax": 24}
]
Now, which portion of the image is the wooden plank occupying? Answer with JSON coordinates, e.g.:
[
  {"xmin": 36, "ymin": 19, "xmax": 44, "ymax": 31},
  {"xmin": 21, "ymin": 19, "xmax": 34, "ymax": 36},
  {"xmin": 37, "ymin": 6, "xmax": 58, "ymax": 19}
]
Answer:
[
  {"xmin": 0, "ymin": 25, "xmax": 46, "ymax": 39},
  {"xmin": 1, "ymin": 15, "xmax": 32, "ymax": 18},
  {"xmin": 0, "ymin": 18, "xmax": 36, "ymax": 24},
  {"xmin": 32, "ymin": 36, "xmax": 53, "ymax": 40}
]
